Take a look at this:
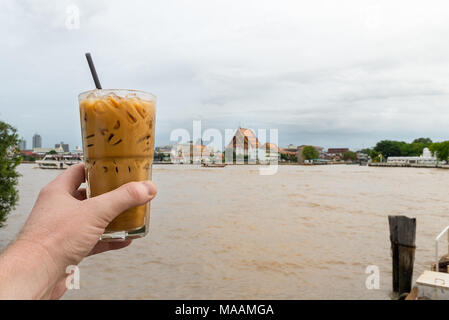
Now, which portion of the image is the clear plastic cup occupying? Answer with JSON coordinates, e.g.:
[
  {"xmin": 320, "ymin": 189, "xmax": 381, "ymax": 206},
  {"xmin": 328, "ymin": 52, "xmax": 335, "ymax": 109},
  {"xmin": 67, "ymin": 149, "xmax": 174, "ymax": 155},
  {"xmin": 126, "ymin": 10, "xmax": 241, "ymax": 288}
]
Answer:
[{"xmin": 78, "ymin": 89, "xmax": 156, "ymax": 241}]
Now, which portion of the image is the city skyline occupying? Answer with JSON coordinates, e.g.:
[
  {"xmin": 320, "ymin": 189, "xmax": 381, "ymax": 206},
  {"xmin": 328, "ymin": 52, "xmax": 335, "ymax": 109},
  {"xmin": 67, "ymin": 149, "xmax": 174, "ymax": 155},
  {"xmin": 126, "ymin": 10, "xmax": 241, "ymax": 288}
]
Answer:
[{"xmin": 18, "ymin": 127, "xmax": 437, "ymax": 153}]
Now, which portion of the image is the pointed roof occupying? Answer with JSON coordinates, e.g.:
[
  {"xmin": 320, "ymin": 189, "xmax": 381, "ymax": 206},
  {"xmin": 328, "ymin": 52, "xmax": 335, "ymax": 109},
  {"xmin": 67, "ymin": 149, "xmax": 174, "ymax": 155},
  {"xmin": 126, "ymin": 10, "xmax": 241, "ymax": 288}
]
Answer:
[{"xmin": 226, "ymin": 127, "xmax": 260, "ymax": 150}]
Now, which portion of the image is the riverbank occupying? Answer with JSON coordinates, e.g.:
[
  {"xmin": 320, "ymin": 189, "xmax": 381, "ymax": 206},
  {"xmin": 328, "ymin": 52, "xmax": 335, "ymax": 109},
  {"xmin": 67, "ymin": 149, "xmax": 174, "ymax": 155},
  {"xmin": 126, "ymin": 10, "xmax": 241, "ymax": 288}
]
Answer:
[{"xmin": 369, "ymin": 162, "xmax": 449, "ymax": 169}]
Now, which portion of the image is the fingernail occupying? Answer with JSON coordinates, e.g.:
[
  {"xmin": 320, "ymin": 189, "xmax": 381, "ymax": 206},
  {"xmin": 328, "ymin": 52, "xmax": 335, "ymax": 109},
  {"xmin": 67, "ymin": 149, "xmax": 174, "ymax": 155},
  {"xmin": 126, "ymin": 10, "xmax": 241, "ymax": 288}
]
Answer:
[{"xmin": 141, "ymin": 180, "xmax": 157, "ymax": 198}]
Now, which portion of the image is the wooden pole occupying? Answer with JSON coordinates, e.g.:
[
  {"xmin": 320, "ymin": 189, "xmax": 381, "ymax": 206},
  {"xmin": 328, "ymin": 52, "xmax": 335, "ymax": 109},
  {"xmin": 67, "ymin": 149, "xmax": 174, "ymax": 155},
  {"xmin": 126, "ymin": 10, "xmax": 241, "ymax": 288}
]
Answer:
[{"xmin": 388, "ymin": 215, "xmax": 416, "ymax": 295}]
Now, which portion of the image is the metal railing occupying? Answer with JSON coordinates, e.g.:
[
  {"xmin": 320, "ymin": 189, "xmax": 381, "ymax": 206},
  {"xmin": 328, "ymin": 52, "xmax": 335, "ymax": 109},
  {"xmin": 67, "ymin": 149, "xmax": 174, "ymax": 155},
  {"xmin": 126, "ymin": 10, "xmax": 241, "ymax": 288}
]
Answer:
[{"xmin": 435, "ymin": 225, "xmax": 449, "ymax": 272}]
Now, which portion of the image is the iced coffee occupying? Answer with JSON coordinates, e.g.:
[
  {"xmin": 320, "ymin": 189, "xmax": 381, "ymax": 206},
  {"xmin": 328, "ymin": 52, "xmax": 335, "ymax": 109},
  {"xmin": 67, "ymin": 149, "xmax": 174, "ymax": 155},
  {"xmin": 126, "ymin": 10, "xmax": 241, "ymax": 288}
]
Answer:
[{"xmin": 78, "ymin": 89, "xmax": 156, "ymax": 240}]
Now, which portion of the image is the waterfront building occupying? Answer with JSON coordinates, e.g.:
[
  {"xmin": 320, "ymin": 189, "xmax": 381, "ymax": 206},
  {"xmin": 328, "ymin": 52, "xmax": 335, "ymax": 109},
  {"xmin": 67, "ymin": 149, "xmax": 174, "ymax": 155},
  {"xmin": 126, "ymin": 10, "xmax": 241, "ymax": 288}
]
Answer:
[
  {"xmin": 55, "ymin": 145, "xmax": 65, "ymax": 153},
  {"xmin": 225, "ymin": 127, "xmax": 259, "ymax": 162},
  {"xmin": 279, "ymin": 145, "xmax": 298, "ymax": 161},
  {"xmin": 280, "ymin": 145, "xmax": 297, "ymax": 154},
  {"xmin": 33, "ymin": 147, "xmax": 56, "ymax": 156},
  {"xmin": 387, "ymin": 148, "xmax": 437, "ymax": 165},
  {"xmin": 174, "ymin": 141, "xmax": 201, "ymax": 164},
  {"xmin": 258, "ymin": 142, "xmax": 280, "ymax": 163},
  {"xmin": 327, "ymin": 148, "xmax": 349, "ymax": 155},
  {"xmin": 170, "ymin": 142, "xmax": 220, "ymax": 164},
  {"xmin": 55, "ymin": 141, "xmax": 69, "ymax": 153},
  {"xmin": 20, "ymin": 150, "xmax": 37, "ymax": 157},
  {"xmin": 32, "ymin": 133, "xmax": 42, "ymax": 149},
  {"xmin": 323, "ymin": 147, "xmax": 350, "ymax": 161},
  {"xmin": 155, "ymin": 145, "xmax": 174, "ymax": 162},
  {"xmin": 73, "ymin": 146, "xmax": 83, "ymax": 154},
  {"xmin": 357, "ymin": 153, "xmax": 369, "ymax": 162}
]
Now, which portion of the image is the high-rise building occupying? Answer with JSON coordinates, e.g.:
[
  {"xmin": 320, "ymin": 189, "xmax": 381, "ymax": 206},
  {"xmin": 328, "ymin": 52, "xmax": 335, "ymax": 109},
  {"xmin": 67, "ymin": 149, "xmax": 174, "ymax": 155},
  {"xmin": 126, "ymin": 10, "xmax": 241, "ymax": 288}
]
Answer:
[
  {"xmin": 18, "ymin": 138, "xmax": 26, "ymax": 150},
  {"xmin": 55, "ymin": 141, "xmax": 69, "ymax": 153},
  {"xmin": 32, "ymin": 133, "xmax": 42, "ymax": 149}
]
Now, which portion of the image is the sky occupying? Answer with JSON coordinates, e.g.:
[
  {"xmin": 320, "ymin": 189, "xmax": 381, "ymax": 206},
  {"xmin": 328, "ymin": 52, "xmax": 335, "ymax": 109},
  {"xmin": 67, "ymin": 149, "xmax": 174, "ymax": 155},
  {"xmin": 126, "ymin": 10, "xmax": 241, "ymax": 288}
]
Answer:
[{"xmin": 1, "ymin": 0, "xmax": 449, "ymax": 151}]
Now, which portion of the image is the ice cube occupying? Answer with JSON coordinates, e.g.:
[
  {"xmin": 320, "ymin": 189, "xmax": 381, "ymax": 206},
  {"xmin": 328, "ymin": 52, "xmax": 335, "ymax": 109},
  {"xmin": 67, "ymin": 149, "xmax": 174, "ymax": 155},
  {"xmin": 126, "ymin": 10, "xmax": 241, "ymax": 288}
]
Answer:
[
  {"xmin": 85, "ymin": 91, "xmax": 99, "ymax": 100},
  {"xmin": 106, "ymin": 92, "xmax": 122, "ymax": 100}
]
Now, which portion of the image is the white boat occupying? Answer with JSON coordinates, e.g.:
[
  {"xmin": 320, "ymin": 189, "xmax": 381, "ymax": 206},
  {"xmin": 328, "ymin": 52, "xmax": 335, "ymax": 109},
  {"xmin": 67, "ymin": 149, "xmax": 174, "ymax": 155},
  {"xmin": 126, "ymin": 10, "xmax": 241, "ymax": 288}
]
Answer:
[{"xmin": 36, "ymin": 154, "xmax": 83, "ymax": 169}]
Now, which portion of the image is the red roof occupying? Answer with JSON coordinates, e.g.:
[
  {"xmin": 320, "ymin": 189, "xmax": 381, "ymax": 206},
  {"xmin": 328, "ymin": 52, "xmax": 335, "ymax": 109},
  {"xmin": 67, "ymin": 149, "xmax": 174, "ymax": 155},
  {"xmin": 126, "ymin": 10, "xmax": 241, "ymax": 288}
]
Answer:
[{"xmin": 20, "ymin": 150, "xmax": 36, "ymax": 156}]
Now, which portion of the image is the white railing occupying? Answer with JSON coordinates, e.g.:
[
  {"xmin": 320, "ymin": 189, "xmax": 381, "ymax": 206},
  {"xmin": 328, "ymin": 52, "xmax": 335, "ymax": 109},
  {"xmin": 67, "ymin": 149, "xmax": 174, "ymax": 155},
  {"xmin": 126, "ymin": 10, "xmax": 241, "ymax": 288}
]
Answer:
[{"xmin": 435, "ymin": 226, "xmax": 449, "ymax": 272}]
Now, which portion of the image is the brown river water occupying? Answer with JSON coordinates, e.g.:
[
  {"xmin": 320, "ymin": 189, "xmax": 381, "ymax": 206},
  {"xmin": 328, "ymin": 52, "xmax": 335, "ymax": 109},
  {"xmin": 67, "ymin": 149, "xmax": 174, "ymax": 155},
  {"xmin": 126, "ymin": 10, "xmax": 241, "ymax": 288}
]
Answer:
[{"xmin": 1, "ymin": 163, "xmax": 449, "ymax": 299}]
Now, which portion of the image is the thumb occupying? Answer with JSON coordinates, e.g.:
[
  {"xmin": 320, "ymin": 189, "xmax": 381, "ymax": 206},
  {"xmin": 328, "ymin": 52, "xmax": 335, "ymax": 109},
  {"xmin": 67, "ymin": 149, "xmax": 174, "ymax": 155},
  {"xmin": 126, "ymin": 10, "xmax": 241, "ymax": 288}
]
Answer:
[{"xmin": 85, "ymin": 181, "xmax": 157, "ymax": 223}]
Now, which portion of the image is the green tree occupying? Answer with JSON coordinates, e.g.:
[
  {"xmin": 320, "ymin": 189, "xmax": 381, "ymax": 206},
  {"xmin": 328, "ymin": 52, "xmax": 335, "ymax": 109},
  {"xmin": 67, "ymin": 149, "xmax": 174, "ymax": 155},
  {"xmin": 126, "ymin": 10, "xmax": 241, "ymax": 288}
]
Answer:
[
  {"xmin": 302, "ymin": 146, "xmax": 319, "ymax": 160},
  {"xmin": 373, "ymin": 138, "xmax": 432, "ymax": 158},
  {"xmin": 342, "ymin": 151, "xmax": 357, "ymax": 161},
  {"xmin": 429, "ymin": 141, "xmax": 449, "ymax": 162},
  {"xmin": 153, "ymin": 152, "xmax": 164, "ymax": 161},
  {"xmin": 407, "ymin": 142, "xmax": 427, "ymax": 156},
  {"xmin": 369, "ymin": 149, "xmax": 380, "ymax": 162},
  {"xmin": 412, "ymin": 137, "xmax": 432, "ymax": 145},
  {"xmin": 374, "ymin": 140, "xmax": 403, "ymax": 158},
  {"xmin": 280, "ymin": 153, "xmax": 297, "ymax": 162},
  {"xmin": 21, "ymin": 155, "xmax": 36, "ymax": 162},
  {"xmin": 0, "ymin": 121, "xmax": 21, "ymax": 227},
  {"xmin": 48, "ymin": 150, "xmax": 57, "ymax": 155}
]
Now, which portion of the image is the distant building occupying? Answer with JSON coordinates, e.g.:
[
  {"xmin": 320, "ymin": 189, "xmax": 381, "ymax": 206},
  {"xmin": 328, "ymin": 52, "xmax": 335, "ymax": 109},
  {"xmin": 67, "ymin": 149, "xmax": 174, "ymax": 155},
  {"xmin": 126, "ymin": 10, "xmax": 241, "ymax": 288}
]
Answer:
[
  {"xmin": 357, "ymin": 152, "xmax": 369, "ymax": 162},
  {"xmin": 258, "ymin": 142, "xmax": 280, "ymax": 163},
  {"xmin": 55, "ymin": 145, "xmax": 65, "ymax": 153},
  {"xmin": 171, "ymin": 142, "xmax": 220, "ymax": 164},
  {"xmin": 32, "ymin": 133, "xmax": 42, "ymax": 149},
  {"xmin": 19, "ymin": 149, "xmax": 39, "ymax": 161},
  {"xmin": 327, "ymin": 148, "xmax": 349, "ymax": 155},
  {"xmin": 73, "ymin": 146, "xmax": 83, "ymax": 154},
  {"xmin": 387, "ymin": 148, "xmax": 437, "ymax": 165},
  {"xmin": 18, "ymin": 139, "xmax": 26, "ymax": 150},
  {"xmin": 278, "ymin": 145, "xmax": 297, "ymax": 162},
  {"xmin": 155, "ymin": 145, "xmax": 174, "ymax": 162},
  {"xmin": 33, "ymin": 147, "xmax": 56, "ymax": 156},
  {"xmin": 55, "ymin": 141, "xmax": 69, "ymax": 153},
  {"xmin": 297, "ymin": 145, "xmax": 324, "ymax": 164},
  {"xmin": 225, "ymin": 127, "xmax": 260, "ymax": 162},
  {"xmin": 281, "ymin": 145, "xmax": 298, "ymax": 154},
  {"xmin": 20, "ymin": 150, "xmax": 36, "ymax": 157}
]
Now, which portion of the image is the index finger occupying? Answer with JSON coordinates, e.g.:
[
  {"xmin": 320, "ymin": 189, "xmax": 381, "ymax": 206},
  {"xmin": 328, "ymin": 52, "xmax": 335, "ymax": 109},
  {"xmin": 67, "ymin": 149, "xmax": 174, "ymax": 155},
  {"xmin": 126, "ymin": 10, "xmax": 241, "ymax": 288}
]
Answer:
[{"xmin": 50, "ymin": 163, "xmax": 85, "ymax": 193}]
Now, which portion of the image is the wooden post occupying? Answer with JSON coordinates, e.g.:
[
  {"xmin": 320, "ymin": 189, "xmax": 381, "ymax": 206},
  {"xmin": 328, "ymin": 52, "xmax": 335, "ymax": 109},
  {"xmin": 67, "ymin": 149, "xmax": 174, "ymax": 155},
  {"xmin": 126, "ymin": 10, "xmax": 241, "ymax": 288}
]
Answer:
[{"xmin": 388, "ymin": 215, "xmax": 416, "ymax": 295}]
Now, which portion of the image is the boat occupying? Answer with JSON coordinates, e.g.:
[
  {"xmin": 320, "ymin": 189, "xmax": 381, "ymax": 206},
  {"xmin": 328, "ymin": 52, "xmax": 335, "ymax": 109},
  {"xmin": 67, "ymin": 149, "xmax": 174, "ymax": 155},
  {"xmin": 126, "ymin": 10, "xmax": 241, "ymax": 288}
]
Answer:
[
  {"xmin": 201, "ymin": 163, "xmax": 227, "ymax": 168},
  {"xmin": 36, "ymin": 154, "xmax": 83, "ymax": 169}
]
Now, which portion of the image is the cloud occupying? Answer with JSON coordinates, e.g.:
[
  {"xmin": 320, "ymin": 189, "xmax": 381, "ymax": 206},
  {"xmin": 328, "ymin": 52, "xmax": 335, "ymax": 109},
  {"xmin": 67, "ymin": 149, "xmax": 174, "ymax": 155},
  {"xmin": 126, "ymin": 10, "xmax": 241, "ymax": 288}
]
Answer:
[{"xmin": 1, "ymin": 0, "xmax": 449, "ymax": 150}]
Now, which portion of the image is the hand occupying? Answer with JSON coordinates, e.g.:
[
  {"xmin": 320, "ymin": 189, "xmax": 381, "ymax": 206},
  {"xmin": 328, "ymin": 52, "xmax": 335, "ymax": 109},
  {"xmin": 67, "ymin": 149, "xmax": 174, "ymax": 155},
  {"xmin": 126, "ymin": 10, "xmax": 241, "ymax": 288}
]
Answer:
[{"xmin": 0, "ymin": 163, "xmax": 157, "ymax": 300}]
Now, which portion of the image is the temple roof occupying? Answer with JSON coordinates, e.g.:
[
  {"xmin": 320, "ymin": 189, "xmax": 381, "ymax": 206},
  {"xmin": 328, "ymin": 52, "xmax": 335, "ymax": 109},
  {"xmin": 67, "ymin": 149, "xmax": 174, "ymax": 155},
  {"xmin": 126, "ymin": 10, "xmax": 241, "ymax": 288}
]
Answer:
[{"xmin": 226, "ymin": 127, "xmax": 260, "ymax": 150}]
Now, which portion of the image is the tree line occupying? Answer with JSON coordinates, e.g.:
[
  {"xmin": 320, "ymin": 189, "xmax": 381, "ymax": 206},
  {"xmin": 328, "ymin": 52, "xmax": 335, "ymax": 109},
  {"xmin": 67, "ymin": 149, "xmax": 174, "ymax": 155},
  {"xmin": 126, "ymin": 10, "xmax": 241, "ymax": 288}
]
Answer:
[
  {"xmin": 359, "ymin": 138, "xmax": 449, "ymax": 162},
  {"xmin": 0, "ymin": 121, "xmax": 21, "ymax": 227}
]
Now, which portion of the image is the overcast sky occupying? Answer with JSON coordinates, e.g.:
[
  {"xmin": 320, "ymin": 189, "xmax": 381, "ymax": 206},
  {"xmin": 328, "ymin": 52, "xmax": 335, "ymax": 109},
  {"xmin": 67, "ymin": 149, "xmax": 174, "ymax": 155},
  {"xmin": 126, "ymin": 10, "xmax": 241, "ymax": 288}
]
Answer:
[{"xmin": 1, "ymin": 0, "xmax": 449, "ymax": 150}]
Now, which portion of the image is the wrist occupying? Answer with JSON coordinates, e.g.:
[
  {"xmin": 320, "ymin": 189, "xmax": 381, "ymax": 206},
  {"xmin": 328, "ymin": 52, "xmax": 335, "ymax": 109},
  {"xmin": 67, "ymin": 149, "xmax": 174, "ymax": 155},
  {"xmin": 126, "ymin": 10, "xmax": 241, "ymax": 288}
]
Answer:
[{"xmin": 0, "ymin": 238, "xmax": 64, "ymax": 299}]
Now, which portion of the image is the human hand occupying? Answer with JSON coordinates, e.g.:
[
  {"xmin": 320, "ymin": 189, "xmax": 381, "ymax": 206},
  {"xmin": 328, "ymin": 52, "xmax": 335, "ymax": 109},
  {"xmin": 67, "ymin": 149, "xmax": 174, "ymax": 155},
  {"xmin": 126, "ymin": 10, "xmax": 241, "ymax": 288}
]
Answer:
[{"xmin": 0, "ymin": 163, "xmax": 157, "ymax": 299}]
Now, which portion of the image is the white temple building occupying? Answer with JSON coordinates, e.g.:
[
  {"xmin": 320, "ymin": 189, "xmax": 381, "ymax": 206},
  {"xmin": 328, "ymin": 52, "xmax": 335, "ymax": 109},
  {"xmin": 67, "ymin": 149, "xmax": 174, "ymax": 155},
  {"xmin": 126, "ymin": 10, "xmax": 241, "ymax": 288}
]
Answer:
[{"xmin": 387, "ymin": 148, "xmax": 438, "ymax": 164}]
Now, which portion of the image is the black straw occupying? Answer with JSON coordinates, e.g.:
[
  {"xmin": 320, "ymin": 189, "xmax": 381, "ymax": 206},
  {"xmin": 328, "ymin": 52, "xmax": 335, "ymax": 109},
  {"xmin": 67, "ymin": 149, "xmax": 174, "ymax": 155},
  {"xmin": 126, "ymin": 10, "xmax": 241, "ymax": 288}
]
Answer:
[{"xmin": 85, "ymin": 53, "xmax": 102, "ymax": 89}]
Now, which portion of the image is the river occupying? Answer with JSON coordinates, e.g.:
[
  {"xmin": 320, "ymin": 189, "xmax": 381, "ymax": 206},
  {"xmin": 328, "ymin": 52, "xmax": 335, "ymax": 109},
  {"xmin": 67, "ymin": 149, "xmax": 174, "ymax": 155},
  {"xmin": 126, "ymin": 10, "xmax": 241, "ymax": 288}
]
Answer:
[{"xmin": 1, "ymin": 163, "xmax": 448, "ymax": 299}]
